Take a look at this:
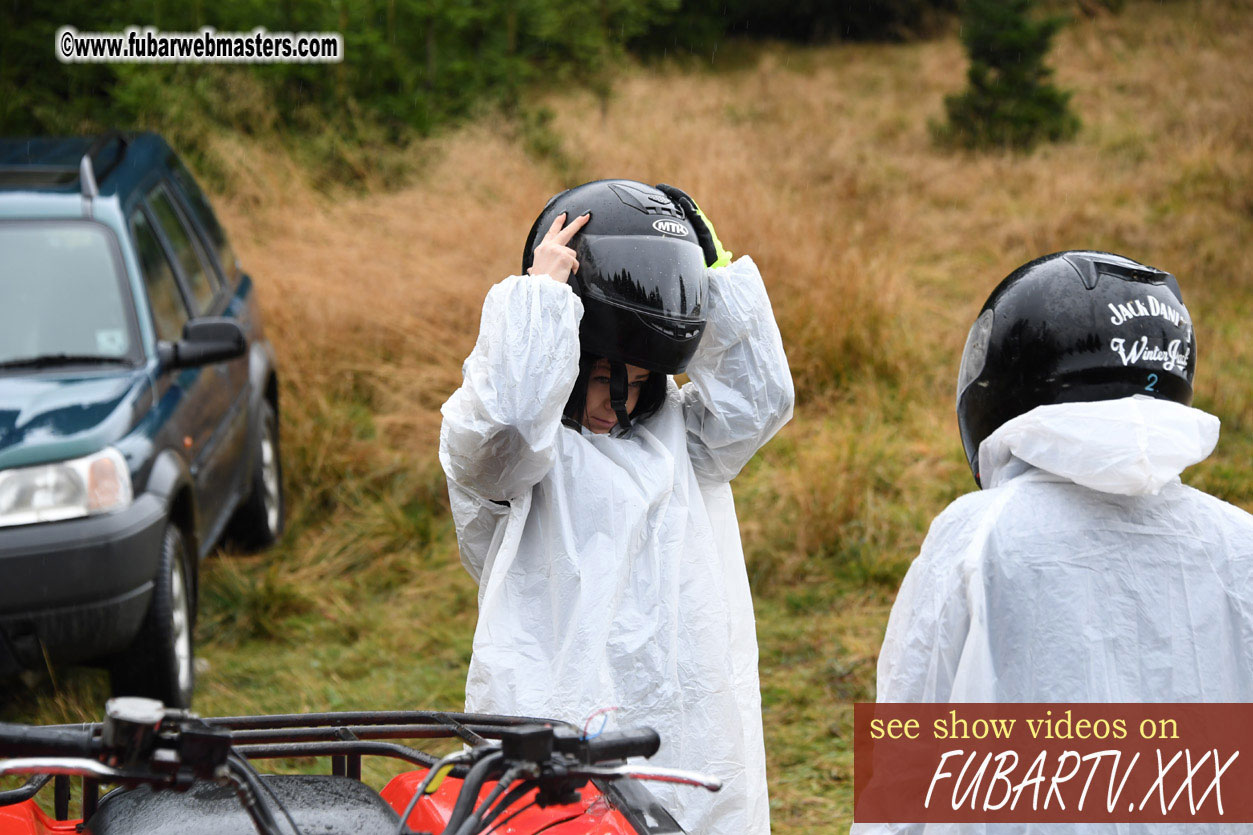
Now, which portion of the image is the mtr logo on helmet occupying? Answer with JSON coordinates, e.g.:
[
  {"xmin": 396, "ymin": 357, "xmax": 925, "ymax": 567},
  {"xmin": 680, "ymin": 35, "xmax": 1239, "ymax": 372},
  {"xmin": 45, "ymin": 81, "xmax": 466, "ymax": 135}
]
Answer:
[{"xmin": 652, "ymin": 219, "xmax": 689, "ymax": 237}]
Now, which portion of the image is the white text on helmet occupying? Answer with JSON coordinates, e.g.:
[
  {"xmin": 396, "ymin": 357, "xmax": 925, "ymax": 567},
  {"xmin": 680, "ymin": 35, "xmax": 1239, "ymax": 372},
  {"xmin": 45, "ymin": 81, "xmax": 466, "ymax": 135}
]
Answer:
[
  {"xmin": 652, "ymin": 219, "xmax": 689, "ymax": 237},
  {"xmin": 1107, "ymin": 296, "xmax": 1184, "ymax": 327}
]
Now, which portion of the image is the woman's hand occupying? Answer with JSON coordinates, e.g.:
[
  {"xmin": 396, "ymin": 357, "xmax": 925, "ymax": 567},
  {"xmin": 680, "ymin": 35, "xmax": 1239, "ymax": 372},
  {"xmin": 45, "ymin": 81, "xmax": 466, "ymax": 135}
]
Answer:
[{"xmin": 528, "ymin": 211, "xmax": 589, "ymax": 284}]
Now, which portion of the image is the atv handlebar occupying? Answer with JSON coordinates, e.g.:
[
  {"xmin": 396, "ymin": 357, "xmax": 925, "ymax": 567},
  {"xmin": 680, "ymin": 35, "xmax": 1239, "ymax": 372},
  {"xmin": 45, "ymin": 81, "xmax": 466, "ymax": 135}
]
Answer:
[
  {"xmin": 0, "ymin": 699, "xmax": 719, "ymax": 835},
  {"xmin": 558, "ymin": 727, "xmax": 662, "ymax": 763},
  {"xmin": 0, "ymin": 725, "xmax": 100, "ymax": 760},
  {"xmin": 434, "ymin": 722, "xmax": 717, "ymax": 835}
]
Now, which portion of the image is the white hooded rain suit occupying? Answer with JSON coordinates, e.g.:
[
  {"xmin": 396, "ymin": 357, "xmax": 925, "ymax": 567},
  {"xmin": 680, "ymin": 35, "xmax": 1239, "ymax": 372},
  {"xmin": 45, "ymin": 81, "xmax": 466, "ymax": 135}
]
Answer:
[
  {"xmin": 440, "ymin": 256, "xmax": 793, "ymax": 835},
  {"xmin": 856, "ymin": 394, "xmax": 1253, "ymax": 835}
]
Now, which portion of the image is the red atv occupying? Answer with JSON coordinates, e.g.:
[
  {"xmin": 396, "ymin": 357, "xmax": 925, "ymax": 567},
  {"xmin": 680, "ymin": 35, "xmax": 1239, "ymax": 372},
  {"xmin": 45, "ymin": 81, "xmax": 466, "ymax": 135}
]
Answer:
[{"xmin": 0, "ymin": 698, "xmax": 719, "ymax": 835}]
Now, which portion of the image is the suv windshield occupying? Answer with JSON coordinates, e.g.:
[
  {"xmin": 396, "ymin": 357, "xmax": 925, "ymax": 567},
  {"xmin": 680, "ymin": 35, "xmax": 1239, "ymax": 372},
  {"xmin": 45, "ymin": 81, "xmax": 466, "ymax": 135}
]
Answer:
[{"xmin": 0, "ymin": 222, "xmax": 139, "ymax": 369}]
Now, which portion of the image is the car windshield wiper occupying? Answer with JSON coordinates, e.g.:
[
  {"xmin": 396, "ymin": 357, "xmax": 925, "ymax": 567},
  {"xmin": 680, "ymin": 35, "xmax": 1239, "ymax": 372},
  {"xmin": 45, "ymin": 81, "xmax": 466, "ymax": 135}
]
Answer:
[{"xmin": 0, "ymin": 354, "xmax": 133, "ymax": 371}]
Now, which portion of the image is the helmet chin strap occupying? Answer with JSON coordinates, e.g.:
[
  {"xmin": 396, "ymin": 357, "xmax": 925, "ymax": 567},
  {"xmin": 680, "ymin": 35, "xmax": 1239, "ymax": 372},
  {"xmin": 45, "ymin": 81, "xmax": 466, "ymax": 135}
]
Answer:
[{"xmin": 609, "ymin": 361, "xmax": 632, "ymax": 430}]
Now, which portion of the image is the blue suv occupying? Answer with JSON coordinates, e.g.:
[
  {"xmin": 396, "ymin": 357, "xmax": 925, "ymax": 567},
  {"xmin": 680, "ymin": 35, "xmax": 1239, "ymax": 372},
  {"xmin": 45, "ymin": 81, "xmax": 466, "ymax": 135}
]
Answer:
[{"xmin": 0, "ymin": 133, "xmax": 283, "ymax": 707}]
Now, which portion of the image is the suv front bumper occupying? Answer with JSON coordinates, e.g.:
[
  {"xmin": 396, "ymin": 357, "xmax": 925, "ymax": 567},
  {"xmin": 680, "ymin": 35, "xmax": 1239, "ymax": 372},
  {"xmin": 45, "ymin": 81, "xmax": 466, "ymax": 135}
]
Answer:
[{"xmin": 0, "ymin": 492, "xmax": 167, "ymax": 674}]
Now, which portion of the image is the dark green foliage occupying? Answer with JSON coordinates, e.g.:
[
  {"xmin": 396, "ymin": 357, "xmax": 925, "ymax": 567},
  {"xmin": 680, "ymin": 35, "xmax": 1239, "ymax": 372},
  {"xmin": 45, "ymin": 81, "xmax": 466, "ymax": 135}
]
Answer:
[
  {"xmin": 515, "ymin": 106, "xmax": 583, "ymax": 184},
  {"xmin": 937, "ymin": 0, "xmax": 1080, "ymax": 150},
  {"xmin": 0, "ymin": 0, "xmax": 956, "ymax": 184},
  {"xmin": 0, "ymin": 0, "xmax": 676, "ymax": 183},
  {"xmin": 638, "ymin": 0, "xmax": 957, "ymax": 57}
]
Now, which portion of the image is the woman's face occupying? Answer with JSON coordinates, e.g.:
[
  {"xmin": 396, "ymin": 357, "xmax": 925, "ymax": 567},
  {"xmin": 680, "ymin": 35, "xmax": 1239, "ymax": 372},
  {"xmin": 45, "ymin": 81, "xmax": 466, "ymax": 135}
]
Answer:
[{"xmin": 584, "ymin": 359, "xmax": 650, "ymax": 433}]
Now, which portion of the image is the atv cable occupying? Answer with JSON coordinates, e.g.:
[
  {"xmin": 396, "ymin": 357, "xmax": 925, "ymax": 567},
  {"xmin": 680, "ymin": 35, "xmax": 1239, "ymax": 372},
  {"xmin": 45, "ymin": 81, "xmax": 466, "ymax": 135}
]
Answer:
[
  {"xmin": 451, "ymin": 764, "xmax": 525, "ymax": 835},
  {"xmin": 0, "ymin": 774, "xmax": 51, "ymax": 806},
  {"xmin": 393, "ymin": 749, "xmax": 474, "ymax": 835},
  {"xmin": 225, "ymin": 752, "xmax": 297, "ymax": 835},
  {"xmin": 473, "ymin": 779, "xmax": 536, "ymax": 835},
  {"xmin": 440, "ymin": 751, "xmax": 505, "ymax": 835},
  {"xmin": 249, "ymin": 753, "xmax": 306, "ymax": 835}
]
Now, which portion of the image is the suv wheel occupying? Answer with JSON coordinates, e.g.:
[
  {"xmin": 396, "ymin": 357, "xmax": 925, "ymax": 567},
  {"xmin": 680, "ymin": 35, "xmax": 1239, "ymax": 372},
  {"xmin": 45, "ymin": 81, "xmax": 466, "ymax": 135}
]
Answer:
[
  {"xmin": 110, "ymin": 523, "xmax": 195, "ymax": 708},
  {"xmin": 229, "ymin": 400, "xmax": 285, "ymax": 550}
]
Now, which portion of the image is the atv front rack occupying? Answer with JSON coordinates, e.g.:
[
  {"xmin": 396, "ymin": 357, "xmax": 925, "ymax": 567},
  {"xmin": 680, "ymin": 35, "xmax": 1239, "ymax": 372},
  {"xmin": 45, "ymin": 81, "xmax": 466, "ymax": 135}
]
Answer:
[
  {"xmin": 0, "ymin": 699, "xmax": 715, "ymax": 835},
  {"xmin": 0, "ymin": 709, "xmax": 554, "ymax": 822}
]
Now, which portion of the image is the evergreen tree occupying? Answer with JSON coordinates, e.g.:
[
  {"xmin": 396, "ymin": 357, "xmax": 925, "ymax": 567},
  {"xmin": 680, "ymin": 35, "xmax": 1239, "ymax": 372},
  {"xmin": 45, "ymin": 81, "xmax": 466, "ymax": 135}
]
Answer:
[{"xmin": 937, "ymin": 0, "xmax": 1080, "ymax": 150}]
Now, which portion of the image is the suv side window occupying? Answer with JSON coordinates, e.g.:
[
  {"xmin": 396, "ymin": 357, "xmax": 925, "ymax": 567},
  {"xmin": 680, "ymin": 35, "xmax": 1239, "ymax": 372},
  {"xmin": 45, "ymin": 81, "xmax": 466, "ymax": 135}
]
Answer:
[
  {"xmin": 131, "ymin": 209, "xmax": 190, "ymax": 343},
  {"xmin": 169, "ymin": 157, "xmax": 239, "ymax": 285},
  {"xmin": 148, "ymin": 185, "xmax": 219, "ymax": 315}
]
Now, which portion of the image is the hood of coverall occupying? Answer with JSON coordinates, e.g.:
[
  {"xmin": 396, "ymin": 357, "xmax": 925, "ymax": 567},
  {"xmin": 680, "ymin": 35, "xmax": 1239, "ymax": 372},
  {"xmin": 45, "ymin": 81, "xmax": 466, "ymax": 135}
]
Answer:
[{"xmin": 977, "ymin": 394, "xmax": 1220, "ymax": 496}]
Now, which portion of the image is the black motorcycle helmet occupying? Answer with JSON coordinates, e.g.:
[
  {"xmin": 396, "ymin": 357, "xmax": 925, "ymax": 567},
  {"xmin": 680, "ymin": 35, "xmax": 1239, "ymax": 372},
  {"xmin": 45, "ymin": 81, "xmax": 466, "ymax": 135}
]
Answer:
[
  {"xmin": 956, "ymin": 250, "xmax": 1196, "ymax": 487},
  {"xmin": 522, "ymin": 180, "xmax": 716, "ymax": 430}
]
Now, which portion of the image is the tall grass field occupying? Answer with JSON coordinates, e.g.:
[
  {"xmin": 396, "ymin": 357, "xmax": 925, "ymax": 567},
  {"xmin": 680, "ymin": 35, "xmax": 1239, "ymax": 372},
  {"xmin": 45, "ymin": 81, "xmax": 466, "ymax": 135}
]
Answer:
[{"xmin": 4, "ymin": 2, "xmax": 1252, "ymax": 831}]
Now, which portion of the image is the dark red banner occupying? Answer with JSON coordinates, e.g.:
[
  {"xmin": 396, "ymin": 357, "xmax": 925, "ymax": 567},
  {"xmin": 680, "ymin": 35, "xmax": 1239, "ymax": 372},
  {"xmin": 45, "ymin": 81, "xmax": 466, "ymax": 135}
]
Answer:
[{"xmin": 854, "ymin": 703, "xmax": 1253, "ymax": 823}]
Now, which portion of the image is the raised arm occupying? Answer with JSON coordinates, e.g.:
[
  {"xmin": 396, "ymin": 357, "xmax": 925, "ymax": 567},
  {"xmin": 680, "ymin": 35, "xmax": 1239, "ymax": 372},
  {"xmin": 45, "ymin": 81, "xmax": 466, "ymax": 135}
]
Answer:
[
  {"xmin": 439, "ymin": 213, "xmax": 589, "ymax": 502},
  {"xmin": 681, "ymin": 255, "xmax": 795, "ymax": 483}
]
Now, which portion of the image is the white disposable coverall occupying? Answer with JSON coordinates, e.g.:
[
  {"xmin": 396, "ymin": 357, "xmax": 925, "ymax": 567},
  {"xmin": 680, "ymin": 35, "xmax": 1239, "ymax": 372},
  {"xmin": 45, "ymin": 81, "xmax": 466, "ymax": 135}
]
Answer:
[
  {"xmin": 439, "ymin": 256, "xmax": 793, "ymax": 835},
  {"xmin": 854, "ymin": 395, "xmax": 1253, "ymax": 835}
]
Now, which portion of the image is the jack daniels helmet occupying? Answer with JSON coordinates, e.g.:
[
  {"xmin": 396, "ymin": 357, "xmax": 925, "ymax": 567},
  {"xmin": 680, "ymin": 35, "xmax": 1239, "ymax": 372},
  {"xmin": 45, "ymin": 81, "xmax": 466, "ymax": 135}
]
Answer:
[
  {"xmin": 522, "ymin": 180, "xmax": 719, "ymax": 430},
  {"xmin": 956, "ymin": 250, "xmax": 1196, "ymax": 487}
]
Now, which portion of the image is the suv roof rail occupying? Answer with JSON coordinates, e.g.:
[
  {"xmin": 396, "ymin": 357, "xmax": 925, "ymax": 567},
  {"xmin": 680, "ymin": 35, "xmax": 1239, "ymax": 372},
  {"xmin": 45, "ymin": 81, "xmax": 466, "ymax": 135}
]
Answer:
[
  {"xmin": 79, "ymin": 132, "xmax": 129, "ymax": 217},
  {"xmin": 0, "ymin": 132, "xmax": 130, "ymax": 215}
]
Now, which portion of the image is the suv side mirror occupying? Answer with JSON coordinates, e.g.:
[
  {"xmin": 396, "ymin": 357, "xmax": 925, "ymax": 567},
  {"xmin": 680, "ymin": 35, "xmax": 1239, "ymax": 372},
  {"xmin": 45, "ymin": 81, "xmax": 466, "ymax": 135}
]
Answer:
[{"xmin": 158, "ymin": 317, "xmax": 246, "ymax": 370}]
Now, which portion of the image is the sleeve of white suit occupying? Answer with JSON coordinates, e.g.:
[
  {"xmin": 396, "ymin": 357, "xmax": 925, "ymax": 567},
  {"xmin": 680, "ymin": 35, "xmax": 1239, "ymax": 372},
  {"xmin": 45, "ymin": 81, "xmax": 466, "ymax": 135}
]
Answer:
[
  {"xmin": 439, "ymin": 273, "xmax": 582, "ymax": 503},
  {"xmin": 874, "ymin": 500, "xmax": 978, "ymax": 703},
  {"xmin": 680, "ymin": 256, "xmax": 795, "ymax": 483}
]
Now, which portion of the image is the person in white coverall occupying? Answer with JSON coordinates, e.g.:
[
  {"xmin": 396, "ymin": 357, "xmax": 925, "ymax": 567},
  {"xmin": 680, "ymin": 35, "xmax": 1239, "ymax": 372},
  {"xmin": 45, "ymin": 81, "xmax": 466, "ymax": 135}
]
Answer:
[
  {"xmin": 855, "ymin": 250, "xmax": 1253, "ymax": 835},
  {"xmin": 440, "ymin": 180, "xmax": 793, "ymax": 835}
]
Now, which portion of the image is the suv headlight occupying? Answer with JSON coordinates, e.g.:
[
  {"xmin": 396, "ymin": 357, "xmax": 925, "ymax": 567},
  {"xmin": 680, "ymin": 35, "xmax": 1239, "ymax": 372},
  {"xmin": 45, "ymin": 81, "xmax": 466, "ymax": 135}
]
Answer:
[{"xmin": 0, "ymin": 447, "xmax": 133, "ymax": 528}]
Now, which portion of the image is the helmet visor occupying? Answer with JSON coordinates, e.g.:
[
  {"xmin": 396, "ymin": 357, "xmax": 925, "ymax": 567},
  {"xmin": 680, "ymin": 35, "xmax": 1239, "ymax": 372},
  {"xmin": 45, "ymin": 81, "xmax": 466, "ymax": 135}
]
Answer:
[
  {"xmin": 577, "ymin": 236, "xmax": 707, "ymax": 320},
  {"xmin": 956, "ymin": 308, "xmax": 995, "ymax": 406}
]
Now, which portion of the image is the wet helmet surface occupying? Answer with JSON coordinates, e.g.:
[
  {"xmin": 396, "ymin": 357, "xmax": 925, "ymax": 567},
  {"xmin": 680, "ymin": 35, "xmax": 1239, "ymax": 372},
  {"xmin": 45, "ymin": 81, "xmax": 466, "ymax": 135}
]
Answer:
[
  {"xmin": 522, "ymin": 179, "xmax": 709, "ymax": 375},
  {"xmin": 956, "ymin": 250, "xmax": 1196, "ymax": 486}
]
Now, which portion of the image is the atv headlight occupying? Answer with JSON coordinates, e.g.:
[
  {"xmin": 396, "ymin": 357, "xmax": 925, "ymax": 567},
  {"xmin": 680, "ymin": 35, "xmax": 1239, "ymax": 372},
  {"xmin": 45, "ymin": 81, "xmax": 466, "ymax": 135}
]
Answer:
[{"xmin": 0, "ymin": 447, "xmax": 133, "ymax": 528}]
